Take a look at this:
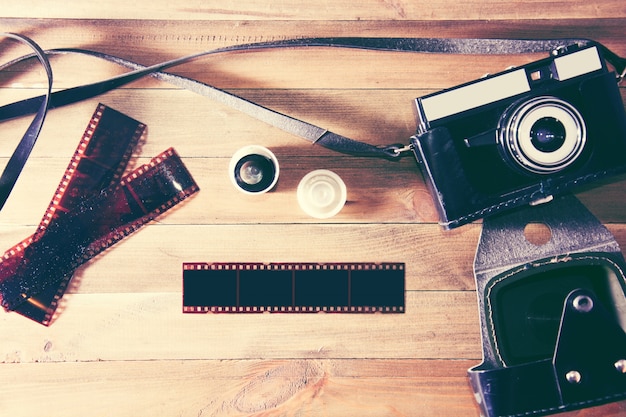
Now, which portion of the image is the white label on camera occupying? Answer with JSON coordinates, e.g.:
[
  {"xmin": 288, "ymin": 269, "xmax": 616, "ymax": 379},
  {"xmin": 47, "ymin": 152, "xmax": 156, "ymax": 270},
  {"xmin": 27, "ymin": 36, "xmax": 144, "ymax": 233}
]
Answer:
[
  {"xmin": 554, "ymin": 46, "xmax": 602, "ymax": 81},
  {"xmin": 420, "ymin": 69, "xmax": 530, "ymax": 122}
]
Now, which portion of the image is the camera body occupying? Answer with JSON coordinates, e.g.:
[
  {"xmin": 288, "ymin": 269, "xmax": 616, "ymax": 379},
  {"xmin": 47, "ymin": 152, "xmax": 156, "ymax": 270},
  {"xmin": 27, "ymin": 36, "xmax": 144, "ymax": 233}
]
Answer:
[{"xmin": 411, "ymin": 43, "xmax": 626, "ymax": 229}]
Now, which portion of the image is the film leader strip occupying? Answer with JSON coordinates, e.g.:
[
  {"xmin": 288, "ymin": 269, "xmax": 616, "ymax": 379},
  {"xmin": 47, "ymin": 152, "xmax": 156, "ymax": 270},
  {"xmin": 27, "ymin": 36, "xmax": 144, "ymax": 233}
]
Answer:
[
  {"xmin": 0, "ymin": 104, "xmax": 199, "ymax": 325},
  {"xmin": 183, "ymin": 262, "xmax": 405, "ymax": 313}
]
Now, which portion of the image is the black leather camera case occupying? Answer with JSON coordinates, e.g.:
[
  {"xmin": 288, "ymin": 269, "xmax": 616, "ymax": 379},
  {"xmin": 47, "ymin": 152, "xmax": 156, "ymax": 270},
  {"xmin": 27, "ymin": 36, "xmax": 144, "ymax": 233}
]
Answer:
[{"xmin": 469, "ymin": 194, "xmax": 626, "ymax": 417}]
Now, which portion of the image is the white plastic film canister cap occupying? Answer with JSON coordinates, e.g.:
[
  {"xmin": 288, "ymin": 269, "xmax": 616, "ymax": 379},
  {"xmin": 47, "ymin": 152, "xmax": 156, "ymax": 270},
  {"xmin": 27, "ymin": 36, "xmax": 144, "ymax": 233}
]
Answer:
[{"xmin": 297, "ymin": 169, "xmax": 347, "ymax": 218}]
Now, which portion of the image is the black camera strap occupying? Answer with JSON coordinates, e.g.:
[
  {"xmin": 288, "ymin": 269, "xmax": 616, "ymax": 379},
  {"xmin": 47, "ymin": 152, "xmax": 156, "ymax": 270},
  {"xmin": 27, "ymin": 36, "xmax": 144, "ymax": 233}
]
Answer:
[
  {"xmin": 0, "ymin": 35, "xmax": 625, "ymax": 211},
  {"xmin": 0, "ymin": 33, "xmax": 53, "ymax": 212}
]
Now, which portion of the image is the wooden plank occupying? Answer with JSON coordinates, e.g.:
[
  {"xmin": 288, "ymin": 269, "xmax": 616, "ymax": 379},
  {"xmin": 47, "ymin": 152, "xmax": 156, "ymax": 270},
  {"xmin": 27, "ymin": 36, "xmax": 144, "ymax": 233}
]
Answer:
[
  {"xmin": 1, "ymin": 44, "xmax": 625, "ymax": 94},
  {"xmin": 0, "ymin": 223, "xmax": 479, "ymax": 292},
  {"xmin": 1, "ymin": 1, "xmax": 625, "ymax": 20},
  {"xmin": 2, "ymin": 222, "xmax": 626, "ymax": 296},
  {"xmin": 0, "ymin": 291, "xmax": 482, "ymax": 362},
  {"xmin": 1, "ymin": 19, "xmax": 625, "ymax": 57},
  {"xmin": 0, "ymin": 89, "xmax": 424, "ymax": 159},
  {"xmin": 0, "ymin": 359, "xmax": 480, "ymax": 417},
  {"xmin": 1, "ymin": 19, "xmax": 625, "ymax": 92}
]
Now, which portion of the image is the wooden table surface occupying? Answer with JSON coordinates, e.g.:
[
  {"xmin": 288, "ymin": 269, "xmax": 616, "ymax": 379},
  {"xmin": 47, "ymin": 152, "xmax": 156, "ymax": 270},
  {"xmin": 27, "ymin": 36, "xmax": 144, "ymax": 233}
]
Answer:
[{"xmin": 1, "ymin": 2, "xmax": 625, "ymax": 416}]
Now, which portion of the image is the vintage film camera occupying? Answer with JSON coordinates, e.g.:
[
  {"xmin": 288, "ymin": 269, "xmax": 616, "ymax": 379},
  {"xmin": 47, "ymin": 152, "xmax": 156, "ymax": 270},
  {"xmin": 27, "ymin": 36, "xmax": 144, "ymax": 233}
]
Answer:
[{"xmin": 411, "ymin": 42, "xmax": 626, "ymax": 229}]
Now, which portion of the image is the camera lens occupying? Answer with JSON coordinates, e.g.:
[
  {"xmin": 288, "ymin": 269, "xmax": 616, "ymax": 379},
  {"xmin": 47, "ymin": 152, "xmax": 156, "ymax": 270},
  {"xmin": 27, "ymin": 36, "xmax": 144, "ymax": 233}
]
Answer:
[
  {"xmin": 499, "ymin": 96, "xmax": 586, "ymax": 174},
  {"xmin": 530, "ymin": 117, "xmax": 566, "ymax": 153},
  {"xmin": 234, "ymin": 155, "xmax": 276, "ymax": 192},
  {"xmin": 229, "ymin": 145, "xmax": 279, "ymax": 194}
]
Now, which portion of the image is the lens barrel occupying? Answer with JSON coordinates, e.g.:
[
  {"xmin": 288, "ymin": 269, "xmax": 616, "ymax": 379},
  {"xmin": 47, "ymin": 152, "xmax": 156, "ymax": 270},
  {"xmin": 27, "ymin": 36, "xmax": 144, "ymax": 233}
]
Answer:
[
  {"xmin": 499, "ymin": 96, "xmax": 586, "ymax": 174},
  {"xmin": 229, "ymin": 145, "xmax": 279, "ymax": 194}
]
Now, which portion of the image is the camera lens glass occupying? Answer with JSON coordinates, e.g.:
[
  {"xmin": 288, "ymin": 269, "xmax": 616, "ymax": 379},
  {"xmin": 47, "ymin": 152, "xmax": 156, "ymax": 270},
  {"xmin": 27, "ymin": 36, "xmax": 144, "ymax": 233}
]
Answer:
[
  {"xmin": 530, "ymin": 117, "xmax": 567, "ymax": 153},
  {"xmin": 229, "ymin": 145, "xmax": 279, "ymax": 194},
  {"xmin": 239, "ymin": 158, "xmax": 265, "ymax": 185},
  {"xmin": 234, "ymin": 154, "xmax": 276, "ymax": 193},
  {"xmin": 499, "ymin": 96, "xmax": 586, "ymax": 174}
]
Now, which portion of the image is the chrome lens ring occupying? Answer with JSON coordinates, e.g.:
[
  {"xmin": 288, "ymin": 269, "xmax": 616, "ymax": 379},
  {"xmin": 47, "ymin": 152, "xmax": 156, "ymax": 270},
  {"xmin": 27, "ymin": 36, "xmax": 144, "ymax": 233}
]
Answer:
[{"xmin": 500, "ymin": 96, "xmax": 586, "ymax": 174}]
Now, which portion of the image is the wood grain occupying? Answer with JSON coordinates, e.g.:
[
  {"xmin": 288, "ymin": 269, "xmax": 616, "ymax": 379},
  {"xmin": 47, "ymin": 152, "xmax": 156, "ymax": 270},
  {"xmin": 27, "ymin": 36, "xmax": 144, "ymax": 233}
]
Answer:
[
  {"xmin": 1, "ymin": 7, "xmax": 626, "ymax": 417},
  {"xmin": 2, "ymin": 1, "xmax": 626, "ymax": 20},
  {"xmin": 0, "ymin": 360, "xmax": 481, "ymax": 417}
]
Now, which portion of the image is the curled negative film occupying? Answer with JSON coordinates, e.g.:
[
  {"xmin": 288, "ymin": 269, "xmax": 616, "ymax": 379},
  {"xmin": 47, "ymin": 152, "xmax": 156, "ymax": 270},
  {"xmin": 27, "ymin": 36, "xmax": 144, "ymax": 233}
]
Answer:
[
  {"xmin": 183, "ymin": 262, "xmax": 405, "ymax": 313},
  {"xmin": 0, "ymin": 103, "xmax": 145, "ymax": 322},
  {"xmin": 0, "ymin": 104, "xmax": 199, "ymax": 325}
]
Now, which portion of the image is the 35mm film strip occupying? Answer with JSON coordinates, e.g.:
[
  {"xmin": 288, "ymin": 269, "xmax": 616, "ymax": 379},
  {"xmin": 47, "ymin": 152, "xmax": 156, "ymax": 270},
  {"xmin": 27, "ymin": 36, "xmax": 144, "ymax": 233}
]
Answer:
[
  {"xmin": 183, "ymin": 262, "xmax": 405, "ymax": 313},
  {"xmin": 0, "ymin": 104, "xmax": 199, "ymax": 325}
]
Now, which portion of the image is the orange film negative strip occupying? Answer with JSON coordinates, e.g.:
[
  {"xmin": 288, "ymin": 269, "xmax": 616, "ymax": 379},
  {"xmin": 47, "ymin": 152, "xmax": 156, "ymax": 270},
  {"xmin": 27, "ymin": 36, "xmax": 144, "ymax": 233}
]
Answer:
[
  {"xmin": 0, "ymin": 104, "xmax": 199, "ymax": 325},
  {"xmin": 183, "ymin": 262, "xmax": 405, "ymax": 313}
]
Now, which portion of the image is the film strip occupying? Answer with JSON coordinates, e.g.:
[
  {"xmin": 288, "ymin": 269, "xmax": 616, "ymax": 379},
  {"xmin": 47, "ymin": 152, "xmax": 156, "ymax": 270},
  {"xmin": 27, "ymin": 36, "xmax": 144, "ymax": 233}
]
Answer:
[
  {"xmin": 183, "ymin": 262, "xmax": 405, "ymax": 313},
  {"xmin": 0, "ymin": 104, "xmax": 199, "ymax": 325}
]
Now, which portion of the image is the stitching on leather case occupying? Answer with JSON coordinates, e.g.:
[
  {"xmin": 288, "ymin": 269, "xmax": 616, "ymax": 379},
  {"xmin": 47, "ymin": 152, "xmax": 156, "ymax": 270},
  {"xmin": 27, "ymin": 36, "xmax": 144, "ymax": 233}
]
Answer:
[{"xmin": 443, "ymin": 168, "xmax": 622, "ymax": 228}]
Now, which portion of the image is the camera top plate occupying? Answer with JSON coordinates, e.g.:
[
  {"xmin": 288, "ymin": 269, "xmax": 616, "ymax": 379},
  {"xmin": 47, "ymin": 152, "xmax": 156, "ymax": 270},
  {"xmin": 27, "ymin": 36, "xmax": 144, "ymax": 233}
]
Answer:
[{"xmin": 415, "ymin": 44, "xmax": 606, "ymax": 131}]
